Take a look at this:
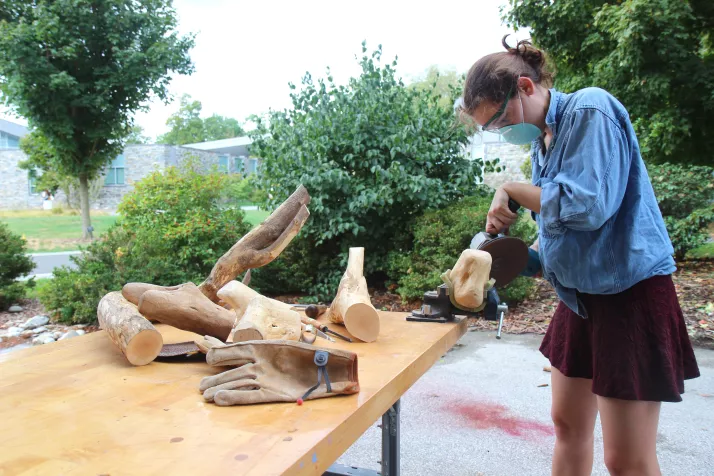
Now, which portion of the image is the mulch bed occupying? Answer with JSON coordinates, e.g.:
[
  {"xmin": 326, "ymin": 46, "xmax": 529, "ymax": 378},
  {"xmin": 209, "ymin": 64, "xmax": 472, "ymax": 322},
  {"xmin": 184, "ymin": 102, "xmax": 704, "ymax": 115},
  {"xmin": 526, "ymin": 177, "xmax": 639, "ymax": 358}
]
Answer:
[{"xmin": 3, "ymin": 260, "xmax": 712, "ymax": 351}]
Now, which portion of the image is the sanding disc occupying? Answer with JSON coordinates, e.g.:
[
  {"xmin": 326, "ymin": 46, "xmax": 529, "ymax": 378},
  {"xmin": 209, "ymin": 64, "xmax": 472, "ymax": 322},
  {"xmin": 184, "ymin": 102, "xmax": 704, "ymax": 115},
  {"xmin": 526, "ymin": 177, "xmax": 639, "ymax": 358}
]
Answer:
[
  {"xmin": 477, "ymin": 236, "xmax": 529, "ymax": 287},
  {"xmin": 155, "ymin": 341, "xmax": 203, "ymax": 361}
]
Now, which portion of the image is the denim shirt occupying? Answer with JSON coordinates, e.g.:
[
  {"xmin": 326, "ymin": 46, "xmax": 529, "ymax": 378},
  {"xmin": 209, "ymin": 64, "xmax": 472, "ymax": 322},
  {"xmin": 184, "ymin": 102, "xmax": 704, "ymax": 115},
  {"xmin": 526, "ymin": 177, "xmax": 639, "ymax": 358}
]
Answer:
[{"xmin": 530, "ymin": 87, "xmax": 676, "ymax": 318}]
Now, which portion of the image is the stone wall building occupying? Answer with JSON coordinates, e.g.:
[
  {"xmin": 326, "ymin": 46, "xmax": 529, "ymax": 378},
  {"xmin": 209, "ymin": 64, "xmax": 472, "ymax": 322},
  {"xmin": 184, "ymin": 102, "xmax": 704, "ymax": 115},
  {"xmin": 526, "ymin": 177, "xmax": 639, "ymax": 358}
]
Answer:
[{"xmin": 0, "ymin": 120, "xmax": 259, "ymax": 211}]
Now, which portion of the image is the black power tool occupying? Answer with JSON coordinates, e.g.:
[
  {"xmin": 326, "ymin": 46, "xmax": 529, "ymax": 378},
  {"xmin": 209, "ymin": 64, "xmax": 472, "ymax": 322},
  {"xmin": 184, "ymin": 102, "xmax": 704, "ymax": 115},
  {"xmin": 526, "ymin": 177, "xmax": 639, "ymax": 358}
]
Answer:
[{"xmin": 407, "ymin": 199, "xmax": 532, "ymax": 339}]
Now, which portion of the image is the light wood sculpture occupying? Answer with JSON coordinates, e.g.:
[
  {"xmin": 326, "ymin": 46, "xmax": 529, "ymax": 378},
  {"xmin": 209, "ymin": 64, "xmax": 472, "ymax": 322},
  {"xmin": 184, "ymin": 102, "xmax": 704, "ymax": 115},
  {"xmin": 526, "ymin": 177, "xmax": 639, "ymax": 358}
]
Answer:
[
  {"xmin": 216, "ymin": 280, "xmax": 293, "ymax": 320},
  {"xmin": 198, "ymin": 185, "xmax": 311, "ymax": 303},
  {"xmin": 231, "ymin": 295, "xmax": 302, "ymax": 343},
  {"xmin": 97, "ymin": 291, "xmax": 163, "ymax": 366},
  {"xmin": 450, "ymin": 249, "xmax": 493, "ymax": 309},
  {"xmin": 121, "ymin": 283, "xmax": 182, "ymax": 306},
  {"xmin": 137, "ymin": 283, "xmax": 236, "ymax": 340},
  {"xmin": 328, "ymin": 247, "xmax": 380, "ymax": 342}
]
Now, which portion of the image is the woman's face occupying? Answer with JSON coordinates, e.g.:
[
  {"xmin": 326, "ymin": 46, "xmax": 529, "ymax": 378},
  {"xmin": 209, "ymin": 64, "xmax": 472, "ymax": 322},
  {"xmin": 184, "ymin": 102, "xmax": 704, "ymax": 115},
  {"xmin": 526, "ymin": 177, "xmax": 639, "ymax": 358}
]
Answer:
[{"xmin": 470, "ymin": 77, "xmax": 546, "ymax": 132}]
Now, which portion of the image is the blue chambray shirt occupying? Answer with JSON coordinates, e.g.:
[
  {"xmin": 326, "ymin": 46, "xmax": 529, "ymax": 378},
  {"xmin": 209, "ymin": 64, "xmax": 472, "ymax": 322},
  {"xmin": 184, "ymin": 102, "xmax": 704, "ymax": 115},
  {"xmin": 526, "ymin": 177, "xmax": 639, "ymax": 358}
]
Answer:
[{"xmin": 530, "ymin": 87, "xmax": 676, "ymax": 318}]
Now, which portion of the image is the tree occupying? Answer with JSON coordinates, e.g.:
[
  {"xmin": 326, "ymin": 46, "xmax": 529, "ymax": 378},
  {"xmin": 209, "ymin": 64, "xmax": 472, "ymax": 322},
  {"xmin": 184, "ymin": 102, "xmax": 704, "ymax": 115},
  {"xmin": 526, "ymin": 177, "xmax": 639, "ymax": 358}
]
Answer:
[
  {"xmin": 249, "ymin": 42, "xmax": 488, "ymax": 299},
  {"xmin": 157, "ymin": 94, "xmax": 246, "ymax": 145},
  {"xmin": 407, "ymin": 65, "xmax": 465, "ymax": 109},
  {"xmin": 126, "ymin": 125, "xmax": 150, "ymax": 144},
  {"xmin": 0, "ymin": 0, "xmax": 195, "ymax": 238},
  {"xmin": 503, "ymin": 0, "xmax": 714, "ymax": 165}
]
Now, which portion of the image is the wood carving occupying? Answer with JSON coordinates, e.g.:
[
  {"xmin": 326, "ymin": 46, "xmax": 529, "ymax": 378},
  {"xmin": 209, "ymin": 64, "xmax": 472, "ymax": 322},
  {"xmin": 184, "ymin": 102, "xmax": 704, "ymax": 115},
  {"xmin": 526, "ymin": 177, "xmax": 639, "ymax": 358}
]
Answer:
[
  {"xmin": 198, "ymin": 185, "xmax": 311, "ymax": 303},
  {"xmin": 97, "ymin": 291, "xmax": 163, "ymax": 366},
  {"xmin": 231, "ymin": 295, "xmax": 302, "ymax": 342},
  {"xmin": 450, "ymin": 249, "xmax": 493, "ymax": 309},
  {"xmin": 137, "ymin": 283, "xmax": 236, "ymax": 340},
  {"xmin": 328, "ymin": 247, "xmax": 380, "ymax": 342},
  {"xmin": 122, "ymin": 283, "xmax": 182, "ymax": 306}
]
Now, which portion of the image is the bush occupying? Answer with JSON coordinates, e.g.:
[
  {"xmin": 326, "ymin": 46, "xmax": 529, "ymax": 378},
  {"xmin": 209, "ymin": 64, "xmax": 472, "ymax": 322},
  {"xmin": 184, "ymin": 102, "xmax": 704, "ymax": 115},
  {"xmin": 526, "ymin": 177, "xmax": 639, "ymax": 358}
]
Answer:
[
  {"xmin": 0, "ymin": 222, "xmax": 35, "ymax": 310},
  {"xmin": 647, "ymin": 162, "xmax": 714, "ymax": 259},
  {"xmin": 223, "ymin": 173, "xmax": 267, "ymax": 206},
  {"xmin": 386, "ymin": 193, "xmax": 538, "ymax": 304},
  {"xmin": 249, "ymin": 43, "xmax": 497, "ymax": 300},
  {"xmin": 39, "ymin": 163, "xmax": 253, "ymax": 324}
]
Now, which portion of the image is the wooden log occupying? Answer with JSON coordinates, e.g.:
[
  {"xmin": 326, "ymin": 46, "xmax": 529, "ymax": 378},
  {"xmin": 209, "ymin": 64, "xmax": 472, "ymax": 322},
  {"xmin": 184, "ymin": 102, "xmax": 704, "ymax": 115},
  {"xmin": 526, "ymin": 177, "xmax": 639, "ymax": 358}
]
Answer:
[
  {"xmin": 198, "ymin": 185, "xmax": 311, "ymax": 303},
  {"xmin": 137, "ymin": 283, "xmax": 236, "ymax": 340},
  {"xmin": 121, "ymin": 283, "xmax": 182, "ymax": 306},
  {"xmin": 97, "ymin": 291, "xmax": 163, "ymax": 366},
  {"xmin": 449, "ymin": 249, "xmax": 492, "ymax": 309},
  {"xmin": 231, "ymin": 295, "xmax": 302, "ymax": 342},
  {"xmin": 328, "ymin": 247, "xmax": 380, "ymax": 342}
]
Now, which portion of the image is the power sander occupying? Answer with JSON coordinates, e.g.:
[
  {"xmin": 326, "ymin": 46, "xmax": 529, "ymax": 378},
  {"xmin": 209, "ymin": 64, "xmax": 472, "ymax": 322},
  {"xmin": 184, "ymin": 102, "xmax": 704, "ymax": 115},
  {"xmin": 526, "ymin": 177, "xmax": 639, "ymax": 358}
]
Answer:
[{"xmin": 407, "ymin": 199, "xmax": 541, "ymax": 339}]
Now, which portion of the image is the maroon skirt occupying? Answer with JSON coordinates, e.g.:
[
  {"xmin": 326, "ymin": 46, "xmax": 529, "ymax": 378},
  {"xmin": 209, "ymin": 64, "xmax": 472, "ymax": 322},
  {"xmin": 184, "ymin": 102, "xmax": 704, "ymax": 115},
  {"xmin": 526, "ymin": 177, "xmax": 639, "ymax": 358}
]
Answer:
[{"xmin": 539, "ymin": 274, "xmax": 700, "ymax": 402}]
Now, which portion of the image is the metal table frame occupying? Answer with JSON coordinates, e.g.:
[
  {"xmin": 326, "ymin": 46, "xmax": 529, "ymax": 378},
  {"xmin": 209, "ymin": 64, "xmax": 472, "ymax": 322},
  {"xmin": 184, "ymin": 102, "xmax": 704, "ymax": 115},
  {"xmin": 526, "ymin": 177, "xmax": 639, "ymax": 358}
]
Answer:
[{"xmin": 324, "ymin": 399, "xmax": 401, "ymax": 476}]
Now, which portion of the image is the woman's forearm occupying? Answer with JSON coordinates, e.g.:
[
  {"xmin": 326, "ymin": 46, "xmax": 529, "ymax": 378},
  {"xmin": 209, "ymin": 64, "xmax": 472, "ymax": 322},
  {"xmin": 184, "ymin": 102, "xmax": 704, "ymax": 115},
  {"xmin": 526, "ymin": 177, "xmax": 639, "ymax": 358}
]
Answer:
[{"xmin": 501, "ymin": 182, "xmax": 542, "ymax": 214}]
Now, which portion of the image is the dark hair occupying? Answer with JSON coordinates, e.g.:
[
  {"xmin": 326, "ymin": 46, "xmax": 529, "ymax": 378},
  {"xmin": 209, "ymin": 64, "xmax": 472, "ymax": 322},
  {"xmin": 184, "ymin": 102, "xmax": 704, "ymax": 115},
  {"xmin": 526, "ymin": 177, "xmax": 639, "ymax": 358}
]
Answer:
[{"xmin": 459, "ymin": 35, "xmax": 553, "ymax": 122}]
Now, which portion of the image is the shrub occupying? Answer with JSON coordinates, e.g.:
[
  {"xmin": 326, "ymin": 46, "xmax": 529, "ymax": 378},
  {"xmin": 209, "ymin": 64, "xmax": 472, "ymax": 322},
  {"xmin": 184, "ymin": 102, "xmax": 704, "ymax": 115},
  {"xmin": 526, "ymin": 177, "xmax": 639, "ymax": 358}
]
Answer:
[
  {"xmin": 647, "ymin": 162, "xmax": 714, "ymax": 259},
  {"xmin": 386, "ymin": 193, "xmax": 538, "ymax": 304},
  {"xmin": 39, "ymin": 163, "xmax": 253, "ymax": 324},
  {"xmin": 249, "ymin": 43, "xmax": 497, "ymax": 300},
  {"xmin": 0, "ymin": 222, "xmax": 35, "ymax": 310}
]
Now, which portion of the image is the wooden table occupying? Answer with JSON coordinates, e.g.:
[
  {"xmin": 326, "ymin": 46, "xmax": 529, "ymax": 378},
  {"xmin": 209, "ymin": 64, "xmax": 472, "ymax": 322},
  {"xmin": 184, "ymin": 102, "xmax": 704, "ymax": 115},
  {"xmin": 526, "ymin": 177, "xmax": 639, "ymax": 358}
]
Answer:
[{"xmin": 0, "ymin": 311, "xmax": 466, "ymax": 475}]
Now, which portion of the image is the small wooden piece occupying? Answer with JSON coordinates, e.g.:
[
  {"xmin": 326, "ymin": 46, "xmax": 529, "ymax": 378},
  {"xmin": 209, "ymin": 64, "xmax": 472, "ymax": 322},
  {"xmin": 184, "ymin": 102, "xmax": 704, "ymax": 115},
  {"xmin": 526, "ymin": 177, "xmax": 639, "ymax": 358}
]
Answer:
[
  {"xmin": 328, "ymin": 247, "xmax": 380, "ymax": 342},
  {"xmin": 216, "ymin": 280, "xmax": 292, "ymax": 321},
  {"xmin": 232, "ymin": 295, "xmax": 302, "ymax": 342},
  {"xmin": 97, "ymin": 291, "xmax": 163, "ymax": 366},
  {"xmin": 137, "ymin": 283, "xmax": 236, "ymax": 340},
  {"xmin": 450, "ymin": 249, "xmax": 493, "ymax": 309},
  {"xmin": 199, "ymin": 185, "xmax": 311, "ymax": 303}
]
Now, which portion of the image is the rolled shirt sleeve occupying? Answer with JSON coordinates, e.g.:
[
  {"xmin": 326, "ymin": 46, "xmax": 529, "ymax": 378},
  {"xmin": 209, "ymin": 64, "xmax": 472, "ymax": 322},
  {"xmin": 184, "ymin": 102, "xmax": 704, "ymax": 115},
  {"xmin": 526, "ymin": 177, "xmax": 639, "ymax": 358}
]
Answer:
[{"xmin": 540, "ymin": 108, "xmax": 630, "ymax": 235}]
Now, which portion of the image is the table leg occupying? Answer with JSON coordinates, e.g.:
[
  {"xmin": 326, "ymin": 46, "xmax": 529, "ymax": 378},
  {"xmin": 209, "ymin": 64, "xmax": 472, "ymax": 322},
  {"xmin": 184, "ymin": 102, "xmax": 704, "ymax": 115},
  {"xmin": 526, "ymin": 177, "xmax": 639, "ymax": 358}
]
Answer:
[{"xmin": 323, "ymin": 399, "xmax": 401, "ymax": 476}]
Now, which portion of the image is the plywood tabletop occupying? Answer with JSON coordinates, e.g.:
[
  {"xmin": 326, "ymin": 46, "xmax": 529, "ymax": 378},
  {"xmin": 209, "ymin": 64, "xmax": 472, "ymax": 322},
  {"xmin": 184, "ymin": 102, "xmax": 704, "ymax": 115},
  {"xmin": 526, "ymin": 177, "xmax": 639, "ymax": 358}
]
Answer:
[{"xmin": 0, "ymin": 311, "xmax": 466, "ymax": 476}]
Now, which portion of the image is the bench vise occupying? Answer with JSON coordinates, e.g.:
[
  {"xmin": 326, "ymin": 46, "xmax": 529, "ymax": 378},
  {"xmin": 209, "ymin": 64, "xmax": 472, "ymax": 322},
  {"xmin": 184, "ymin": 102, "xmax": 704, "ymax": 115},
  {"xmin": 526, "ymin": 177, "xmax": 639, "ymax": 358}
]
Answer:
[{"xmin": 407, "ymin": 284, "xmax": 509, "ymax": 338}]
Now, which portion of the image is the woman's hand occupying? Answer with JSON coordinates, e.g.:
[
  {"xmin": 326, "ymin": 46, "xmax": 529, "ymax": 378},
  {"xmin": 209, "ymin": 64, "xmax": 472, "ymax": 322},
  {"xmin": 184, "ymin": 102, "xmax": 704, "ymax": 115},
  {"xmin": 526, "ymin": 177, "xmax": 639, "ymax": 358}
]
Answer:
[{"xmin": 486, "ymin": 187, "xmax": 519, "ymax": 235}]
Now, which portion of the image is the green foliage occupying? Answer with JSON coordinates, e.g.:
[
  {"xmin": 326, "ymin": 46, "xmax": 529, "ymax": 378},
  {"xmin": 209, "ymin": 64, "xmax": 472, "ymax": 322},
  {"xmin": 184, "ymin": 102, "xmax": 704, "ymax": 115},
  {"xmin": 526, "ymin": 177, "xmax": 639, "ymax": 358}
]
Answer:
[
  {"xmin": 0, "ymin": 0, "xmax": 195, "ymax": 236},
  {"xmin": 157, "ymin": 94, "xmax": 246, "ymax": 145},
  {"xmin": 407, "ymin": 65, "xmax": 465, "ymax": 109},
  {"xmin": 38, "ymin": 164, "xmax": 253, "ymax": 323},
  {"xmin": 0, "ymin": 222, "xmax": 35, "ymax": 310},
  {"xmin": 386, "ymin": 193, "xmax": 538, "ymax": 303},
  {"xmin": 648, "ymin": 162, "xmax": 714, "ymax": 259},
  {"xmin": 224, "ymin": 174, "xmax": 268, "ymax": 205},
  {"xmin": 249, "ymin": 42, "xmax": 492, "ymax": 299},
  {"xmin": 521, "ymin": 156, "xmax": 532, "ymax": 181},
  {"xmin": 0, "ymin": 0, "xmax": 195, "ymax": 178},
  {"xmin": 504, "ymin": 0, "xmax": 714, "ymax": 165},
  {"xmin": 126, "ymin": 125, "xmax": 150, "ymax": 145}
]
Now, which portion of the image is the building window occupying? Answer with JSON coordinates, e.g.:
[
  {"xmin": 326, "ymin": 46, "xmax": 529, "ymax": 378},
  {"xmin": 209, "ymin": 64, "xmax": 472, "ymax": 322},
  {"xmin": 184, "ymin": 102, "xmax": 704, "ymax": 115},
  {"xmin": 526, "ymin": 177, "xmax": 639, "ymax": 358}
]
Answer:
[
  {"xmin": 218, "ymin": 155, "xmax": 229, "ymax": 173},
  {"xmin": 28, "ymin": 169, "xmax": 39, "ymax": 195},
  {"xmin": 0, "ymin": 131, "xmax": 20, "ymax": 149},
  {"xmin": 247, "ymin": 158, "xmax": 258, "ymax": 175},
  {"xmin": 104, "ymin": 154, "xmax": 125, "ymax": 185}
]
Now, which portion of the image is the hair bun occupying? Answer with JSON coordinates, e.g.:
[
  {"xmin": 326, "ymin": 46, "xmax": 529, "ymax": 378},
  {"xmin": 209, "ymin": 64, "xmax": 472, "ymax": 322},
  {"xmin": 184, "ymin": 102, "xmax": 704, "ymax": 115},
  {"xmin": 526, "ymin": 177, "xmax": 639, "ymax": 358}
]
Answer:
[{"xmin": 501, "ymin": 34, "xmax": 550, "ymax": 81}]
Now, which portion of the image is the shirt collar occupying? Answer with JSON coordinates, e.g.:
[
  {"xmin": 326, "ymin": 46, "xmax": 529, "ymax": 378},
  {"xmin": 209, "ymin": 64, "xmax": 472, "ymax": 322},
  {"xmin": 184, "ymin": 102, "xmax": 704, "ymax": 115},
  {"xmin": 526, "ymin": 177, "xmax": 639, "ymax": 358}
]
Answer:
[{"xmin": 545, "ymin": 88, "xmax": 561, "ymax": 132}]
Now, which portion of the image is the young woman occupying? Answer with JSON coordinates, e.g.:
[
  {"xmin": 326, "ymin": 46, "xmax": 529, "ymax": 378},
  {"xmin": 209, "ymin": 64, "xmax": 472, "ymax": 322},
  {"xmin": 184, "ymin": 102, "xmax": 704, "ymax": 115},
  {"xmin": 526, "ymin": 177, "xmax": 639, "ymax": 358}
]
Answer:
[{"xmin": 457, "ymin": 36, "xmax": 700, "ymax": 476}]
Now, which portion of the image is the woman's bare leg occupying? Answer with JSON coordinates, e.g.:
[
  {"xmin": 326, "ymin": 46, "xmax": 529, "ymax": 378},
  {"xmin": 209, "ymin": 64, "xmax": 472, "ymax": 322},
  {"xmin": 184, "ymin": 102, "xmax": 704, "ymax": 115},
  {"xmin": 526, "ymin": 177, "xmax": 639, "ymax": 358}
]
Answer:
[
  {"xmin": 598, "ymin": 396, "xmax": 662, "ymax": 476},
  {"xmin": 550, "ymin": 367, "xmax": 599, "ymax": 476}
]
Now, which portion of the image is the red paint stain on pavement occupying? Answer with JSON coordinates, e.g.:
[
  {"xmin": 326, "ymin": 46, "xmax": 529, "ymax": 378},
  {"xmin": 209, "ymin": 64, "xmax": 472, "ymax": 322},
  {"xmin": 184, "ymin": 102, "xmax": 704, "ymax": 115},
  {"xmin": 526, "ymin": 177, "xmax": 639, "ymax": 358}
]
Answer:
[{"xmin": 448, "ymin": 401, "xmax": 554, "ymax": 439}]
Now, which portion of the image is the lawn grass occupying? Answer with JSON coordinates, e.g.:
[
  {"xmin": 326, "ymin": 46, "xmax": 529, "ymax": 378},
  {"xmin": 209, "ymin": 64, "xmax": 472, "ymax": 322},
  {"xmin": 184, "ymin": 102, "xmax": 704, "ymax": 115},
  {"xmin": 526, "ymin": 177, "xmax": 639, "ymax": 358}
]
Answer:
[
  {"xmin": 1, "ymin": 207, "xmax": 271, "ymax": 252},
  {"xmin": 687, "ymin": 241, "xmax": 714, "ymax": 260}
]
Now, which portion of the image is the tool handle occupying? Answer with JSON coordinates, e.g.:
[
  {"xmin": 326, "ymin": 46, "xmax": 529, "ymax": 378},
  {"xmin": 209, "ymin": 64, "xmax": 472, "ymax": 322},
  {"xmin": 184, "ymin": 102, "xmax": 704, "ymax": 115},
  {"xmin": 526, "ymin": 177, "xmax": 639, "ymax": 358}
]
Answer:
[
  {"xmin": 300, "ymin": 315, "xmax": 319, "ymax": 327},
  {"xmin": 305, "ymin": 304, "xmax": 328, "ymax": 319},
  {"xmin": 508, "ymin": 198, "xmax": 521, "ymax": 213}
]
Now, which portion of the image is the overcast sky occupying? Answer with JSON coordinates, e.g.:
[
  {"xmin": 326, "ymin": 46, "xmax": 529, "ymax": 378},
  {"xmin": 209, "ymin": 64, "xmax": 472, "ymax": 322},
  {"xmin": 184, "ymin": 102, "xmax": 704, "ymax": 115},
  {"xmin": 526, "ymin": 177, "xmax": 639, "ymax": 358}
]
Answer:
[{"xmin": 1, "ymin": 0, "xmax": 529, "ymax": 140}]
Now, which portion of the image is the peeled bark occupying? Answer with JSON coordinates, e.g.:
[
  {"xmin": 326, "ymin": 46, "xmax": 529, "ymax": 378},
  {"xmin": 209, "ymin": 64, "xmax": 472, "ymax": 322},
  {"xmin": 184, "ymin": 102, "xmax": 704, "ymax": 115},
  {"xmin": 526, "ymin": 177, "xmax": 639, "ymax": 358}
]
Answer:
[
  {"xmin": 137, "ymin": 283, "xmax": 236, "ymax": 340},
  {"xmin": 231, "ymin": 295, "xmax": 302, "ymax": 343},
  {"xmin": 97, "ymin": 291, "xmax": 163, "ymax": 366},
  {"xmin": 328, "ymin": 247, "xmax": 380, "ymax": 342},
  {"xmin": 198, "ymin": 185, "xmax": 311, "ymax": 303},
  {"xmin": 450, "ymin": 249, "xmax": 493, "ymax": 309}
]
